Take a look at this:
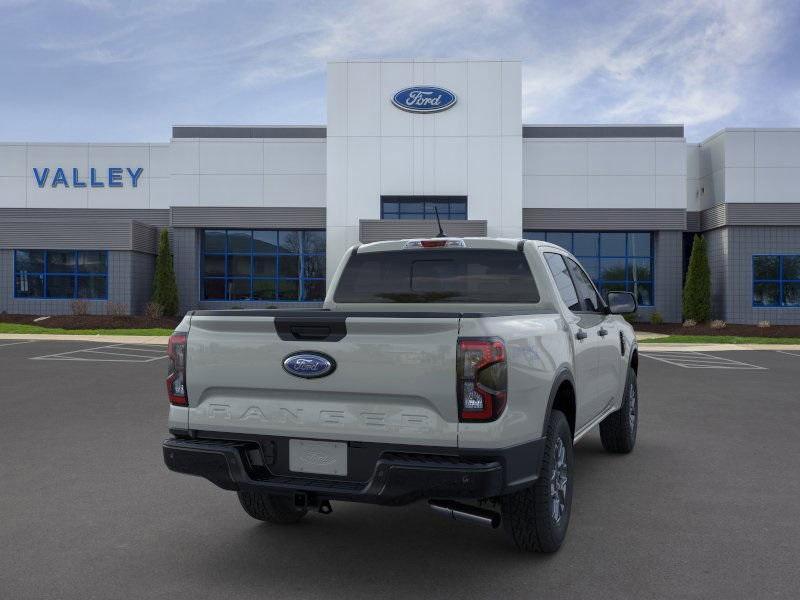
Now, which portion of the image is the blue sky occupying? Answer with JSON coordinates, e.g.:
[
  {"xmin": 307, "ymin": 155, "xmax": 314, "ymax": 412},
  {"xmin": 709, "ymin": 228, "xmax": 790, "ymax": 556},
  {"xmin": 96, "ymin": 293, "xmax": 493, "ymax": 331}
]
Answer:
[{"xmin": 1, "ymin": 0, "xmax": 798, "ymax": 142}]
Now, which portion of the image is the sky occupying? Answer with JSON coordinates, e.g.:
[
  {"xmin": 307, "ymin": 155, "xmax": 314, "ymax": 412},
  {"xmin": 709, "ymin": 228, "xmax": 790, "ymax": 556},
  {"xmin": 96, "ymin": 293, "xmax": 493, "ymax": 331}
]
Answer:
[{"xmin": 1, "ymin": 0, "xmax": 799, "ymax": 143}]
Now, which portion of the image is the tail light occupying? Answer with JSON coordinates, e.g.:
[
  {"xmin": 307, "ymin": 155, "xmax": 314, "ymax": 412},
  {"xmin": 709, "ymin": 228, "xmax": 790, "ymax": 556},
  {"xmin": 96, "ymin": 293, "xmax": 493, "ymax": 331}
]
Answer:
[
  {"xmin": 457, "ymin": 338, "xmax": 507, "ymax": 422},
  {"xmin": 166, "ymin": 332, "xmax": 188, "ymax": 406}
]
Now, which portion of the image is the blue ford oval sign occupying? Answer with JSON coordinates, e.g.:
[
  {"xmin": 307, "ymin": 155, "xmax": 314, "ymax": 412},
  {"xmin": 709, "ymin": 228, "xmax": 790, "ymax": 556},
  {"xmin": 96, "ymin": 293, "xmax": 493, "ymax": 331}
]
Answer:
[
  {"xmin": 392, "ymin": 86, "xmax": 457, "ymax": 113},
  {"xmin": 283, "ymin": 352, "xmax": 336, "ymax": 379}
]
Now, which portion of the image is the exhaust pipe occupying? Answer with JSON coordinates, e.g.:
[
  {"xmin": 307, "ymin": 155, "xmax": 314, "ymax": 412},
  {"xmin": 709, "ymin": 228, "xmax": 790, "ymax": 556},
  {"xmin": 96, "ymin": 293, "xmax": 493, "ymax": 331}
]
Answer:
[{"xmin": 429, "ymin": 500, "xmax": 501, "ymax": 529}]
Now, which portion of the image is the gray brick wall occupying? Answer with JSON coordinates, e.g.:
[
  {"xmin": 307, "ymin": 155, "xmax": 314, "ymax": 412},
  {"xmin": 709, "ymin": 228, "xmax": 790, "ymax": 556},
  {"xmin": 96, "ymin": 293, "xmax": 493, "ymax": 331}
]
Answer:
[
  {"xmin": 723, "ymin": 226, "xmax": 800, "ymax": 325},
  {"xmin": 172, "ymin": 228, "xmax": 199, "ymax": 315},
  {"xmin": 107, "ymin": 251, "xmax": 132, "ymax": 313},
  {"xmin": 652, "ymin": 230, "xmax": 683, "ymax": 323},
  {"xmin": 130, "ymin": 252, "xmax": 155, "ymax": 314},
  {"xmin": 0, "ymin": 249, "xmax": 150, "ymax": 316},
  {"xmin": 704, "ymin": 228, "xmax": 729, "ymax": 320}
]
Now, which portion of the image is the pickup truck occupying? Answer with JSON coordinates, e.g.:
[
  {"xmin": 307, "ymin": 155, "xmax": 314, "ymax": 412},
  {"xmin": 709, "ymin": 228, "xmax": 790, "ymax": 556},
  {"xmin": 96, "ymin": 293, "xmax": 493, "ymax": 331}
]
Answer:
[{"xmin": 163, "ymin": 236, "xmax": 639, "ymax": 553}]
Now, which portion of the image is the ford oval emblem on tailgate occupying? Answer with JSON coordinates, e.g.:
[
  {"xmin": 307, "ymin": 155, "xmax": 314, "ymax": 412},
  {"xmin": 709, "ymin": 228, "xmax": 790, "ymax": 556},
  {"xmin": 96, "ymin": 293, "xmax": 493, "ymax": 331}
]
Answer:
[{"xmin": 282, "ymin": 352, "xmax": 336, "ymax": 379}]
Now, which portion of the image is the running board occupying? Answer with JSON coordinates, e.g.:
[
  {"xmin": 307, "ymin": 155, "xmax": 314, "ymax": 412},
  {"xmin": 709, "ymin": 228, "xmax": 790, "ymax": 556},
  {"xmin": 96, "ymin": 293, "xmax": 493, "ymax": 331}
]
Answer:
[{"xmin": 573, "ymin": 404, "xmax": 617, "ymax": 443}]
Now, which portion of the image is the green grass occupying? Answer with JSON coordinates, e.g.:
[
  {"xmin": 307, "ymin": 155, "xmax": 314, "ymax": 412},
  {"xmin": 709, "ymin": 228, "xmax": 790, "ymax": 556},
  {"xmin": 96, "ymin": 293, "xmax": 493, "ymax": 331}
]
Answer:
[
  {"xmin": 639, "ymin": 335, "xmax": 800, "ymax": 345},
  {"xmin": 0, "ymin": 323, "xmax": 172, "ymax": 336}
]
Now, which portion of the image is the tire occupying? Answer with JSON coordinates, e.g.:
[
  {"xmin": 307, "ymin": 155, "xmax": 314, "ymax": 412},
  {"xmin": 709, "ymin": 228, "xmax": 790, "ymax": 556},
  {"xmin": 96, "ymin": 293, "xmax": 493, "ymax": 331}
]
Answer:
[
  {"xmin": 501, "ymin": 409, "xmax": 573, "ymax": 553},
  {"xmin": 237, "ymin": 490, "xmax": 308, "ymax": 524},
  {"xmin": 599, "ymin": 366, "xmax": 638, "ymax": 454}
]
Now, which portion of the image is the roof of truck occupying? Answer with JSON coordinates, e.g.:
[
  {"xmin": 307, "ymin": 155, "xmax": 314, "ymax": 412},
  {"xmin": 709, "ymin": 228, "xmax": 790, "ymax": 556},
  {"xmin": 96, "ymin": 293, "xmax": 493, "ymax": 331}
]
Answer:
[{"xmin": 356, "ymin": 237, "xmax": 528, "ymax": 253}]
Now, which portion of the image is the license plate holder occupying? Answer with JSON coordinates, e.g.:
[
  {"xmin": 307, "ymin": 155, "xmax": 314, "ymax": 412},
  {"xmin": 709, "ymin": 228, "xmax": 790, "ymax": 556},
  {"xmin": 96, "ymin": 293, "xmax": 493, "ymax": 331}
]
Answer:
[{"xmin": 289, "ymin": 439, "xmax": 348, "ymax": 476}]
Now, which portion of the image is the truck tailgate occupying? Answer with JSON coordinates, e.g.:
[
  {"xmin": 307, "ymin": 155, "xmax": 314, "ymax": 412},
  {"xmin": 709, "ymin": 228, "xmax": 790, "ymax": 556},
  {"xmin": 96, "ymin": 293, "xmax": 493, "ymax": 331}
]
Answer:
[{"xmin": 186, "ymin": 314, "xmax": 460, "ymax": 446}]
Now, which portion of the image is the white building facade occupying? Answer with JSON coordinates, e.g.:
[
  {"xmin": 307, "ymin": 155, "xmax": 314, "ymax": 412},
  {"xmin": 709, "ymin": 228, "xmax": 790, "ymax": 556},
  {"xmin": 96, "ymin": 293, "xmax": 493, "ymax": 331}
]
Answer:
[{"xmin": 1, "ymin": 59, "xmax": 799, "ymax": 323}]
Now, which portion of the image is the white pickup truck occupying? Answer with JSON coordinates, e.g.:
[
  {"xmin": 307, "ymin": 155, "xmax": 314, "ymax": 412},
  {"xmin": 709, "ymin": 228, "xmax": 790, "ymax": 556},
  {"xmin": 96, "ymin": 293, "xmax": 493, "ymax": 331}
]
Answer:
[{"xmin": 163, "ymin": 236, "xmax": 639, "ymax": 553}]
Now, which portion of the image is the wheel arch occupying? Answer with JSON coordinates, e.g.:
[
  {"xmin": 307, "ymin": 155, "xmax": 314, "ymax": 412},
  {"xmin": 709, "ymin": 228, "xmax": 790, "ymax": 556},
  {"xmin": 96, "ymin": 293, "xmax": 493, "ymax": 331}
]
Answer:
[
  {"xmin": 629, "ymin": 346, "xmax": 639, "ymax": 374},
  {"xmin": 543, "ymin": 368, "xmax": 577, "ymax": 438}
]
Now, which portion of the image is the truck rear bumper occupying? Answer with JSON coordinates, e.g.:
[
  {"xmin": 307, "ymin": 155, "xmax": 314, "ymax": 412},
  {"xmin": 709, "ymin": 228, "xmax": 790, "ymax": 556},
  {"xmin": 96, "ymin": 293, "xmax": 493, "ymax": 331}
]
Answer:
[{"xmin": 163, "ymin": 434, "xmax": 545, "ymax": 505}]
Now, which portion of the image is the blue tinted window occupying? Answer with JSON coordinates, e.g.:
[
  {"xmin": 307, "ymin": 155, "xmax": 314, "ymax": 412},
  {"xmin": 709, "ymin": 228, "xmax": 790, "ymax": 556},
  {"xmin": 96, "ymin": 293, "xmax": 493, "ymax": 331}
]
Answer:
[
  {"xmin": 753, "ymin": 255, "xmax": 800, "ymax": 307},
  {"xmin": 14, "ymin": 250, "xmax": 108, "ymax": 299},
  {"xmin": 381, "ymin": 196, "xmax": 467, "ymax": 220},
  {"xmin": 201, "ymin": 229, "xmax": 325, "ymax": 302},
  {"xmin": 523, "ymin": 230, "xmax": 654, "ymax": 306}
]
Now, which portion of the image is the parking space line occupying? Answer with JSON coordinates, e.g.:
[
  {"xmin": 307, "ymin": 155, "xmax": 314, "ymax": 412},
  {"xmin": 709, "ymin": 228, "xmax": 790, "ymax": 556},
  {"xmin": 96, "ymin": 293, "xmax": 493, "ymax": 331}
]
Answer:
[
  {"xmin": 776, "ymin": 350, "xmax": 800, "ymax": 357},
  {"xmin": 81, "ymin": 349, "xmax": 167, "ymax": 360},
  {"xmin": 31, "ymin": 344, "xmax": 121, "ymax": 359},
  {"xmin": 0, "ymin": 340, "xmax": 37, "ymax": 348},
  {"xmin": 31, "ymin": 343, "xmax": 167, "ymax": 363},
  {"xmin": 34, "ymin": 356, "xmax": 161, "ymax": 363},
  {"xmin": 641, "ymin": 351, "xmax": 766, "ymax": 370},
  {"xmin": 110, "ymin": 345, "xmax": 165, "ymax": 354},
  {"xmin": 685, "ymin": 351, "xmax": 768, "ymax": 369}
]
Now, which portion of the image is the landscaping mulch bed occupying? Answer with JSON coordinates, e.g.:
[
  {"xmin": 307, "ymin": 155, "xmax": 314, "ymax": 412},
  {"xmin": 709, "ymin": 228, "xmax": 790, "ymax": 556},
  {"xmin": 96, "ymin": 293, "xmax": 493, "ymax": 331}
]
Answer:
[
  {"xmin": 0, "ymin": 313, "xmax": 180, "ymax": 330},
  {"xmin": 633, "ymin": 322, "xmax": 800, "ymax": 338}
]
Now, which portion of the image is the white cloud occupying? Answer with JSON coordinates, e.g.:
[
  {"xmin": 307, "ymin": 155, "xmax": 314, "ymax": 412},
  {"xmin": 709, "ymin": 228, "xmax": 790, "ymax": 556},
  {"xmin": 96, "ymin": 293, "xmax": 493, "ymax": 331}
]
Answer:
[
  {"xmin": 520, "ymin": 0, "xmax": 786, "ymax": 131},
  {"xmin": 232, "ymin": 0, "xmax": 521, "ymax": 88},
  {"xmin": 3, "ymin": 0, "xmax": 797, "ymax": 141}
]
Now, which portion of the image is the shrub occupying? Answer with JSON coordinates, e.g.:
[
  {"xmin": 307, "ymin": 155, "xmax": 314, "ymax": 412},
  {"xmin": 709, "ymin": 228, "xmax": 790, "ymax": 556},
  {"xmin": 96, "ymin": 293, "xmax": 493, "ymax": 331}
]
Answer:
[
  {"xmin": 106, "ymin": 302, "xmax": 128, "ymax": 317},
  {"xmin": 70, "ymin": 299, "xmax": 90, "ymax": 316},
  {"xmin": 151, "ymin": 229, "xmax": 179, "ymax": 317},
  {"xmin": 757, "ymin": 320, "xmax": 771, "ymax": 328},
  {"xmin": 623, "ymin": 313, "xmax": 638, "ymax": 324},
  {"xmin": 710, "ymin": 319, "xmax": 726, "ymax": 329},
  {"xmin": 144, "ymin": 301, "xmax": 164, "ymax": 320},
  {"xmin": 682, "ymin": 319, "xmax": 697, "ymax": 328},
  {"xmin": 650, "ymin": 311, "xmax": 664, "ymax": 325},
  {"xmin": 683, "ymin": 234, "xmax": 711, "ymax": 322}
]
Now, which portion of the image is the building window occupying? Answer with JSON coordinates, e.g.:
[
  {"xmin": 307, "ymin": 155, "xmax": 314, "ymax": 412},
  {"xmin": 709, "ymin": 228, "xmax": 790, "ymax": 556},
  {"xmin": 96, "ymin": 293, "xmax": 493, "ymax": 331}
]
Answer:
[
  {"xmin": 524, "ymin": 231, "xmax": 654, "ymax": 306},
  {"xmin": 753, "ymin": 255, "xmax": 800, "ymax": 307},
  {"xmin": 381, "ymin": 196, "xmax": 467, "ymax": 220},
  {"xmin": 14, "ymin": 250, "xmax": 108, "ymax": 299},
  {"xmin": 201, "ymin": 229, "xmax": 326, "ymax": 302}
]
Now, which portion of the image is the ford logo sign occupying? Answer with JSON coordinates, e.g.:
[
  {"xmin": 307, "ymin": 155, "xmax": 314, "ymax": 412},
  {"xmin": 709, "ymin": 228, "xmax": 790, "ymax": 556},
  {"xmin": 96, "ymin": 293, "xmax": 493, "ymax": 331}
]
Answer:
[
  {"xmin": 282, "ymin": 352, "xmax": 336, "ymax": 379},
  {"xmin": 392, "ymin": 86, "xmax": 457, "ymax": 113}
]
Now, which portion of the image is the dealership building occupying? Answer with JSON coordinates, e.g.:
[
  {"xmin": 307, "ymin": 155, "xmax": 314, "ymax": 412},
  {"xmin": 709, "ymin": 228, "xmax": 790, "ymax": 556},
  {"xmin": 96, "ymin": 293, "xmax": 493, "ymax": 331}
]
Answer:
[{"xmin": 1, "ymin": 59, "xmax": 799, "ymax": 323}]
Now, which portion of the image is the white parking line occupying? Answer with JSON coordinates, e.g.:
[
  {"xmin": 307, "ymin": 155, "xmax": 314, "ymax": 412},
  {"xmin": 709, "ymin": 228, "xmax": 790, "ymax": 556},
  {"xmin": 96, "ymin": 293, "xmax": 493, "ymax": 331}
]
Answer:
[
  {"xmin": 641, "ymin": 351, "xmax": 766, "ymax": 370},
  {"xmin": 0, "ymin": 340, "xmax": 36, "ymax": 348},
  {"xmin": 109, "ymin": 345, "xmax": 165, "ymax": 354},
  {"xmin": 776, "ymin": 350, "xmax": 800, "ymax": 358},
  {"xmin": 81, "ymin": 349, "xmax": 167, "ymax": 361},
  {"xmin": 31, "ymin": 343, "xmax": 167, "ymax": 363}
]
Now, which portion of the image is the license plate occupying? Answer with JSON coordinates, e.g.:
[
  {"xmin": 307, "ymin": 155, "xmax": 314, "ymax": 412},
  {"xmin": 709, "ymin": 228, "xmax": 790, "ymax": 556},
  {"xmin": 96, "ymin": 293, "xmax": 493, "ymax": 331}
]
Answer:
[{"xmin": 289, "ymin": 439, "xmax": 348, "ymax": 476}]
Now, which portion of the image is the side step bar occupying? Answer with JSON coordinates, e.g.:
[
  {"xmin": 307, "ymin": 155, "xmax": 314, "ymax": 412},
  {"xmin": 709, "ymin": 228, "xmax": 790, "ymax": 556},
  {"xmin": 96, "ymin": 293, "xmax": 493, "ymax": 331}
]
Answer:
[{"xmin": 429, "ymin": 500, "xmax": 501, "ymax": 529}]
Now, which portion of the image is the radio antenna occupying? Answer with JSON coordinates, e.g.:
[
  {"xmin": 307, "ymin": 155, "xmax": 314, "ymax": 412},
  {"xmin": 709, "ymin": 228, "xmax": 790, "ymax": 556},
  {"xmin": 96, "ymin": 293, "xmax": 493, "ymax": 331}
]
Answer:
[{"xmin": 434, "ymin": 206, "xmax": 446, "ymax": 238}]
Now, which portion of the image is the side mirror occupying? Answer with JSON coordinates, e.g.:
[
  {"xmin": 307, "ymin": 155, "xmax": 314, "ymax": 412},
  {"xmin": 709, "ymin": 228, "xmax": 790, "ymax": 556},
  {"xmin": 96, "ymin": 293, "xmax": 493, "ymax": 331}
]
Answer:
[{"xmin": 606, "ymin": 291, "xmax": 637, "ymax": 315}]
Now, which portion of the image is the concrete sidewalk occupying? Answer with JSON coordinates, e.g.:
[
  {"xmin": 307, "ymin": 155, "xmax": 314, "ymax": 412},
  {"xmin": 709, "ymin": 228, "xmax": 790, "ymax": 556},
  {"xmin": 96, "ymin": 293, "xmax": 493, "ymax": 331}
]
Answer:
[{"xmin": 638, "ymin": 342, "xmax": 800, "ymax": 352}]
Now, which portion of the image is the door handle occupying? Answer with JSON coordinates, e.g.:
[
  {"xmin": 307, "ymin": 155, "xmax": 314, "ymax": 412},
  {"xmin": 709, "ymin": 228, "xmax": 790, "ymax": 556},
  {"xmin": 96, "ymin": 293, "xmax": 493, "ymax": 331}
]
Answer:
[
  {"xmin": 576, "ymin": 330, "xmax": 588, "ymax": 340},
  {"xmin": 598, "ymin": 328, "xmax": 608, "ymax": 337}
]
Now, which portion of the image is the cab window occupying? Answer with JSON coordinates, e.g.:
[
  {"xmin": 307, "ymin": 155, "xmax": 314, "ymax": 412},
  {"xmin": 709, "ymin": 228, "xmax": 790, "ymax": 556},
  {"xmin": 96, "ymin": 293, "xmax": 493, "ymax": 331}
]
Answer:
[
  {"xmin": 565, "ymin": 257, "xmax": 604, "ymax": 313},
  {"xmin": 544, "ymin": 253, "xmax": 580, "ymax": 311}
]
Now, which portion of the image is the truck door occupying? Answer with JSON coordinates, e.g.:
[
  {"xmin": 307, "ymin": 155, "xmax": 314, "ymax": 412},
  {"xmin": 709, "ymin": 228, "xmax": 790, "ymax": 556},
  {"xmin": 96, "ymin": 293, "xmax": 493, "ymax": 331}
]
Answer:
[
  {"xmin": 563, "ymin": 256, "xmax": 620, "ymax": 419},
  {"xmin": 543, "ymin": 253, "xmax": 601, "ymax": 429}
]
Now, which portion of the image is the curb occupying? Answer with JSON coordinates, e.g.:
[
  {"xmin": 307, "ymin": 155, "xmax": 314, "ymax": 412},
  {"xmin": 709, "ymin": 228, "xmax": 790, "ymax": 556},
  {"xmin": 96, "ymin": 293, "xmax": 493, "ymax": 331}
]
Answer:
[{"xmin": 2, "ymin": 333, "xmax": 800, "ymax": 352}]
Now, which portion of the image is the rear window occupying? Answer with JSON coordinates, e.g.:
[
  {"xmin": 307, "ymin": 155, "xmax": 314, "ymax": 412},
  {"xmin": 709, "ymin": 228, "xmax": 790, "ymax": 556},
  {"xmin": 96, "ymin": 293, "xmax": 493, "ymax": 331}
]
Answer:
[{"xmin": 333, "ymin": 249, "xmax": 540, "ymax": 303}]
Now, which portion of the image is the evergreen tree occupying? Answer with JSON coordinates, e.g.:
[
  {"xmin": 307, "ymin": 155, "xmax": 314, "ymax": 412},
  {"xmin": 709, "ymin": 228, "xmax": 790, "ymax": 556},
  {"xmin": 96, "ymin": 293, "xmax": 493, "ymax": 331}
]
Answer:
[
  {"xmin": 682, "ymin": 234, "xmax": 711, "ymax": 322},
  {"xmin": 151, "ymin": 229, "xmax": 179, "ymax": 316}
]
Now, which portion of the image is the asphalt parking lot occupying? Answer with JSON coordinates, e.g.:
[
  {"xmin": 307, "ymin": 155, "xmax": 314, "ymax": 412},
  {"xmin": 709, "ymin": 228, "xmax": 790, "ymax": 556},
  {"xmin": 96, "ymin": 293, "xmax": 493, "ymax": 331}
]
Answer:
[{"xmin": 2, "ymin": 340, "xmax": 800, "ymax": 599}]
